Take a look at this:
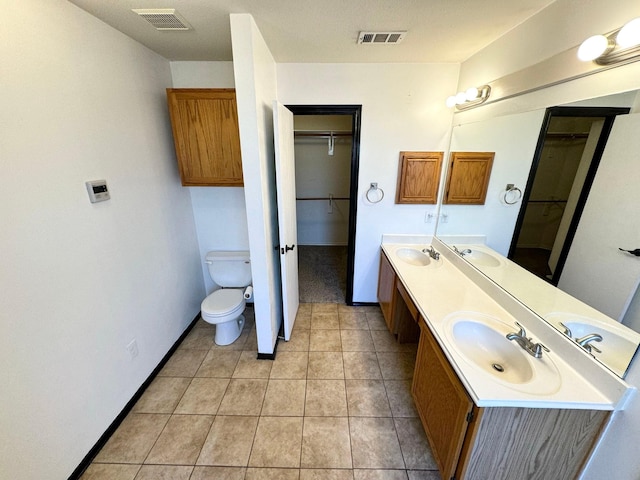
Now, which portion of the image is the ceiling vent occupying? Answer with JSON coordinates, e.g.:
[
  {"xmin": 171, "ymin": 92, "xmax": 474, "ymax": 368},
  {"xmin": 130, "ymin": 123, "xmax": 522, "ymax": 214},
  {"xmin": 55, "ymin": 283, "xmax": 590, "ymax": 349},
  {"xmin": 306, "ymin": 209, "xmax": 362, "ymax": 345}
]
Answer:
[
  {"xmin": 357, "ymin": 31, "xmax": 407, "ymax": 45},
  {"xmin": 132, "ymin": 8, "xmax": 192, "ymax": 31}
]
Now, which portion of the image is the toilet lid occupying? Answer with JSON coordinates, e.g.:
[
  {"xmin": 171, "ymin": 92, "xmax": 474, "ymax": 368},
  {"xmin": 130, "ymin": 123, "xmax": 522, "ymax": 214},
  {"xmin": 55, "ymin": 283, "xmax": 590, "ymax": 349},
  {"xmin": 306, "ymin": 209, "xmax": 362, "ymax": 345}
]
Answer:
[{"xmin": 202, "ymin": 289, "xmax": 244, "ymax": 316}]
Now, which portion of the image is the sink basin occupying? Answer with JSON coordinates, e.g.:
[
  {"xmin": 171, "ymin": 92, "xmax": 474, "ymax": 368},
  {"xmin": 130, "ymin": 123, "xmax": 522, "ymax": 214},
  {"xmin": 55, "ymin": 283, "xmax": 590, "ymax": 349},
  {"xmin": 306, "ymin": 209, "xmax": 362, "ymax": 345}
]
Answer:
[
  {"xmin": 443, "ymin": 312, "xmax": 561, "ymax": 394},
  {"xmin": 396, "ymin": 248, "xmax": 431, "ymax": 266},
  {"xmin": 458, "ymin": 247, "xmax": 502, "ymax": 267},
  {"xmin": 451, "ymin": 320, "xmax": 533, "ymax": 384}
]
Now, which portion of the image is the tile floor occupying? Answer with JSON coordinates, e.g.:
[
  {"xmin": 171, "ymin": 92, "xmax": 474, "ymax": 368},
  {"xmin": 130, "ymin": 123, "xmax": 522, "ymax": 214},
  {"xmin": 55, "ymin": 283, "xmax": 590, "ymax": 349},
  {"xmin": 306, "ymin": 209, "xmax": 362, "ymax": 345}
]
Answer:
[{"xmin": 80, "ymin": 303, "xmax": 440, "ymax": 480}]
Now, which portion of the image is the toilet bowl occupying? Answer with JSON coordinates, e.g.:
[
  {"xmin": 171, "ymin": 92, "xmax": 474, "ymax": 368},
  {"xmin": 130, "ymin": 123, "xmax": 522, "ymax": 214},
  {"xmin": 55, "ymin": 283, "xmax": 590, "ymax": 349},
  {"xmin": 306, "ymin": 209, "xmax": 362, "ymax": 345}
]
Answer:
[
  {"xmin": 200, "ymin": 251, "xmax": 252, "ymax": 346},
  {"xmin": 201, "ymin": 289, "xmax": 246, "ymax": 345}
]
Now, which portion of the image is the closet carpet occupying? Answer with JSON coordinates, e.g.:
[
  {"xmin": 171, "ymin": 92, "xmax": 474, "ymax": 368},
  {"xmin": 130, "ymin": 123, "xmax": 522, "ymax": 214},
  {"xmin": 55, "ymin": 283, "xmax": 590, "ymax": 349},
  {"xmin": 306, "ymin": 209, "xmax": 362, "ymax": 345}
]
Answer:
[{"xmin": 298, "ymin": 245, "xmax": 348, "ymax": 304}]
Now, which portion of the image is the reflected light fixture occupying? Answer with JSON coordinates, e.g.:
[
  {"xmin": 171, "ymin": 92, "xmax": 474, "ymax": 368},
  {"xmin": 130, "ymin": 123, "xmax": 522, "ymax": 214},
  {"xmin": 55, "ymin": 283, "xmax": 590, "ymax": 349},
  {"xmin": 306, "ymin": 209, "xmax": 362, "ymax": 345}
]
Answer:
[
  {"xmin": 446, "ymin": 85, "xmax": 491, "ymax": 110},
  {"xmin": 578, "ymin": 17, "xmax": 640, "ymax": 65}
]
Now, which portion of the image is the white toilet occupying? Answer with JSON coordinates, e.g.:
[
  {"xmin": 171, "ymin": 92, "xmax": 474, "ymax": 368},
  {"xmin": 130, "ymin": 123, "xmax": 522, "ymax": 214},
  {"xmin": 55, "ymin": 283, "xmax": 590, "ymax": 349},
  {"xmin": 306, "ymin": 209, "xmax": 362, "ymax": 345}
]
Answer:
[{"xmin": 200, "ymin": 250, "xmax": 252, "ymax": 346}]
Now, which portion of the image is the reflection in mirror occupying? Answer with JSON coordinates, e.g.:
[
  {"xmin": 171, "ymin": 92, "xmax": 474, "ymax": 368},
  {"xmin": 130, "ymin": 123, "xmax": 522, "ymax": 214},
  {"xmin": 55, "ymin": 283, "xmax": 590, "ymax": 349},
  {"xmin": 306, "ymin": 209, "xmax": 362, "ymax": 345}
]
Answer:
[{"xmin": 435, "ymin": 92, "xmax": 640, "ymax": 378}]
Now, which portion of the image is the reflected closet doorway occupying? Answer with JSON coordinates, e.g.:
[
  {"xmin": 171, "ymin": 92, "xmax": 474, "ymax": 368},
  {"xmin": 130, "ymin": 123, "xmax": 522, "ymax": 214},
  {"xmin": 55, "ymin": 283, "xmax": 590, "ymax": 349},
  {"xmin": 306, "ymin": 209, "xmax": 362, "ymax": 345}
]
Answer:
[
  {"xmin": 509, "ymin": 106, "xmax": 629, "ymax": 284},
  {"xmin": 287, "ymin": 105, "xmax": 361, "ymax": 305}
]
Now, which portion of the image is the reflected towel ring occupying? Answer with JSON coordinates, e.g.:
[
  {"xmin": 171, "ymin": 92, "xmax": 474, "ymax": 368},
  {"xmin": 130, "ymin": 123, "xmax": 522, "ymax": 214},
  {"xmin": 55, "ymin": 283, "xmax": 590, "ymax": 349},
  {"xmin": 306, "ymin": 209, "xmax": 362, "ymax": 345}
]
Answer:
[
  {"xmin": 503, "ymin": 185, "xmax": 522, "ymax": 205},
  {"xmin": 366, "ymin": 182, "xmax": 384, "ymax": 203}
]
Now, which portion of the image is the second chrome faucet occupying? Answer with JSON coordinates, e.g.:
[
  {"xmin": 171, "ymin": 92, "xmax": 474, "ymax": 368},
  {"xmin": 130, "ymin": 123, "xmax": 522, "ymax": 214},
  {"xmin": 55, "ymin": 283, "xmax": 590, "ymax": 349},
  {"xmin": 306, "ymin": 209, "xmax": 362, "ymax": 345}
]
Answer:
[{"xmin": 506, "ymin": 322, "xmax": 550, "ymax": 359}]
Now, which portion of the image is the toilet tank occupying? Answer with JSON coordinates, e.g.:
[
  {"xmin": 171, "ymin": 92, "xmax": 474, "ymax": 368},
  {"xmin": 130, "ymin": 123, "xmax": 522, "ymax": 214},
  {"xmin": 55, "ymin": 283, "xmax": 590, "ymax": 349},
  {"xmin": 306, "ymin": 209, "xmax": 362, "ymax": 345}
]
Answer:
[{"xmin": 205, "ymin": 251, "xmax": 252, "ymax": 287}]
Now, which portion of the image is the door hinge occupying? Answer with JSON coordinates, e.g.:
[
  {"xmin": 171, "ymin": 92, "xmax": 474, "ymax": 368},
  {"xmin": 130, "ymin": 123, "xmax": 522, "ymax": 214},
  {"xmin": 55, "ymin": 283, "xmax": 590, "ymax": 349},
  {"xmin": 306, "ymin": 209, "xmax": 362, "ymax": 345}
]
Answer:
[{"xmin": 466, "ymin": 410, "xmax": 474, "ymax": 423}]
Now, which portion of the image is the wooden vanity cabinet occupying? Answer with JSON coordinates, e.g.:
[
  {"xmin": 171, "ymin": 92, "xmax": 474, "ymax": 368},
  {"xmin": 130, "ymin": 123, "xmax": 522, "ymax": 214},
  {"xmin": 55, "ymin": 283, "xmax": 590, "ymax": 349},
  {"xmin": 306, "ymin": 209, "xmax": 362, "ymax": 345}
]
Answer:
[
  {"xmin": 377, "ymin": 250, "xmax": 420, "ymax": 343},
  {"xmin": 413, "ymin": 319, "xmax": 610, "ymax": 480},
  {"xmin": 166, "ymin": 88, "xmax": 243, "ymax": 187}
]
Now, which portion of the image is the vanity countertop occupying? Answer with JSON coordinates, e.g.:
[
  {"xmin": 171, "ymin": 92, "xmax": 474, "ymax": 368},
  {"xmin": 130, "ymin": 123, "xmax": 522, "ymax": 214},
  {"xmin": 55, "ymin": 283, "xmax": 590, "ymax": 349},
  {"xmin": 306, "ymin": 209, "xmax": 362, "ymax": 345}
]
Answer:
[{"xmin": 381, "ymin": 240, "xmax": 633, "ymax": 410}]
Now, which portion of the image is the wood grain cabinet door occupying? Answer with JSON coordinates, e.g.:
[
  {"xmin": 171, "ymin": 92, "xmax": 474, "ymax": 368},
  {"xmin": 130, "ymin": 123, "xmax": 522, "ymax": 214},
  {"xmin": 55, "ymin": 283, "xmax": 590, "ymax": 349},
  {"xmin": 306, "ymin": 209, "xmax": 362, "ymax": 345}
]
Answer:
[
  {"xmin": 395, "ymin": 151, "xmax": 443, "ymax": 204},
  {"xmin": 444, "ymin": 151, "xmax": 494, "ymax": 204},
  {"xmin": 377, "ymin": 250, "xmax": 396, "ymax": 333},
  {"xmin": 166, "ymin": 88, "xmax": 243, "ymax": 186}
]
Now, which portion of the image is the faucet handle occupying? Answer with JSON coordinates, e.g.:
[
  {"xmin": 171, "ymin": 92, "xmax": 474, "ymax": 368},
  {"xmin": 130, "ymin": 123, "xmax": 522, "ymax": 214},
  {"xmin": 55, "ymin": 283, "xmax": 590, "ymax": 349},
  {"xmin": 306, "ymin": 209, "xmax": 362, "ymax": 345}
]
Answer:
[
  {"xmin": 558, "ymin": 322, "xmax": 572, "ymax": 338},
  {"xmin": 533, "ymin": 343, "xmax": 550, "ymax": 358},
  {"xmin": 514, "ymin": 321, "xmax": 526, "ymax": 337}
]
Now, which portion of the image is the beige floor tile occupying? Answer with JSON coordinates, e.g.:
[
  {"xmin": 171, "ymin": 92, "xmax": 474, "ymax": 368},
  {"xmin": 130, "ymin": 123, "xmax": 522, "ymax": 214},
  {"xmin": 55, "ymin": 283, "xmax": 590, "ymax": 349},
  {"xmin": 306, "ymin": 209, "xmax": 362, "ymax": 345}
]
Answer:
[
  {"xmin": 262, "ymin": 379, "xmax": 306, "ymax": 416},
  {"xmin": 179, "ymin": 325, "xmax": 216, "ymax": 350},
  {"xmin": 346, "ymin": 380, "xmax": 391, "ymax": 417},
  {"xmin": 366, "ymin": 312, "xmax": 389, "ymax": 331},
  {"xmin": 270, "ymin": 351, "xmax": 309, "ymax": 379},
  {"xmin": 377, "ymin": 352, "xmax": 416, "ymax": 380},
  {"xmin": 294, "ymin": 312, "xmax": 312, "ymax": 330},
  {"xmin": 145, "ymin": 414, "xmax": 214, "ymax": 465},
  {"xmin": 312, "ymin": 303, "xmax": 338, "ymax": 314},
  {"xmin": 131, "ymin": 377, "xmax": 191, "ymax": 414},
  {"xmin": 394, "ymin": 418, "xmax": 437, "ymax": 470},
  {"xmin": 157, "ymin": 349, "xmax": 207, "ymax": 377},
  {"xmin": 300, "ymin": 469, "xmax": 354, "ymax": 480},
  {"xmin": 80, "ymin": 463, "xmax": 140, "ymax": 480},
  {"xmin": 340, "ymin": 330, "xmax": 375, "ymax": 352},
  {"xmin": 304, "ymin": 380, "xmax": 347, "ymax": 416},
  {"xmin": 309, "ymin": 329, "xmax": 342, "ymax": 351},
  {"xmin": 311, "ymin": 312, "xmax": 340, "ymax": 329},
  {"xmin": 218, "ymin": 379, "xmax": 268, "ymax": 415},
  {"xmin": 307, "ymin": 352, "xmax": 344, "ymax": 379},
  {"xmin": 134, "ymin": 465, "xmax": 193, "ymax": 480},
  {"xmin": 233, "ymin": 351, "xmax": 273, "ymax": 378},
  {"xmin": 190, "ymin": 466, "xmax": 246, "ymax": 480},
  {"xmin": 249, "ymin": 417, "xmax": 303, "ymax": 468},
  {"xmin": 339, "ymin": 311, "xmax": 369, "ymax": 330},
  {"xmin": 243, "ymin": 328, "xmax": 259, "ymax": 352},
  {"xmin": 406, "ymin": 471, "xmax": 440, "ymax": 480},
  {"xmin": 278, "ymin": 329, "xmax": 310, "ymax": 352},
  {"xmin": 197, "ymin": 416, "xmax": 259, "ymax": 466},
  {"xmin": 174, "ymin": 377, "xmax": 230, "ymax": 414},
  {"xmin": 343, "ymin": 352, "xmax": 382, "ymax": 379},
  {"xmin": 385, "ymin": 380, "xmax": 418, "ymax": 418},
  {"xmin": 301, "ymin": 417, "xmax": 352, "ymax": 469},
  {"xmin": 350, "ymin": 417, "xmax": 405, "ymax": 469},
  {"xmin": 94, "ymin": 413, "xmax": 169, "ymax": 464},
  {"xmin": 370, "ymin": 330, "xmax": 407, "ymax": 352},
  {"xmin": 196, "ymin": 350, "xmax": 241, "ymax": 378},
  {"xmin": 245, "ymin": 468, "xmax": 300, "ymax": 480},
  {"xmin": 353, "ymin": 470, "xmax": 408, "ymax": 480}
]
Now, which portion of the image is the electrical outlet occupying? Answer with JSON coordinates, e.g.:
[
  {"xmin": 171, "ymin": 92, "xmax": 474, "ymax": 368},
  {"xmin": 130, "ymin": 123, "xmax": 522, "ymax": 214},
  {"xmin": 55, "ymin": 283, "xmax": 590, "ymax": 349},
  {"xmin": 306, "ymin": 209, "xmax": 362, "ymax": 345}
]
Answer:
[{"xmin": 126, "ymin": 339, "xmax": 139, "ymax": 359}]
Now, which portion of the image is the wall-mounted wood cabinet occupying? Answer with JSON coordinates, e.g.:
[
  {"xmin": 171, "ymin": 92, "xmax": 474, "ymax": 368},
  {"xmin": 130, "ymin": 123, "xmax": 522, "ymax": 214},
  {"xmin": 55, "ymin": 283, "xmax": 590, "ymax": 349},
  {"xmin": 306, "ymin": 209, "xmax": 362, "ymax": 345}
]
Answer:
[
  {"xmin": 166, "ymin": 88, "xmax": 243, "ymax": 187},
  {"xmin": 444, "ymin": 152, "xmax": 494, "ymax": 204},
  {"xmin": 395, "ymin": 151, "xmax": 443, "ymax": 204}
]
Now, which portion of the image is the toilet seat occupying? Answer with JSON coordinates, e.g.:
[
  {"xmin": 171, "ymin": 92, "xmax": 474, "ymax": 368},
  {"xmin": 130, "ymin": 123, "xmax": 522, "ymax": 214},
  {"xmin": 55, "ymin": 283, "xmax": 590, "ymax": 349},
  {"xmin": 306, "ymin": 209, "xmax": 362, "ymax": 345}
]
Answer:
[{"xmin": 201, "ymin": 288, "xmax": 245, "ymax": 319}]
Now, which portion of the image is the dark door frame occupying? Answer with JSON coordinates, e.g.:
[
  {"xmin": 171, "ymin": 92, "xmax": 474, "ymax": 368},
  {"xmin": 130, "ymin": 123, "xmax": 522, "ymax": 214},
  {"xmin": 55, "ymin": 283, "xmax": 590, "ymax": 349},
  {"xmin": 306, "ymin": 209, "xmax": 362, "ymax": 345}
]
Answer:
[
  {"xmin": 508, "ymin": 106, "xmax": 629, "ymax": 285},
  {"xmin": 286, "ymin": 104, "xmax": 362, "ymax": 305}
]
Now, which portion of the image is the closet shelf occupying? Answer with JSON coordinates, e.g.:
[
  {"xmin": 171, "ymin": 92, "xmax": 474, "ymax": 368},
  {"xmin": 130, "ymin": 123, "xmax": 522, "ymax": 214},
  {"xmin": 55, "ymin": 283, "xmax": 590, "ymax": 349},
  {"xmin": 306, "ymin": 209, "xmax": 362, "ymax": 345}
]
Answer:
[
  {"xmin": 294, "ymin": 130, "xmax": 352, "ymax": 139},
  {"xmin": 296, "ymin": 197, "xmax": 349, "ymax": 201}
]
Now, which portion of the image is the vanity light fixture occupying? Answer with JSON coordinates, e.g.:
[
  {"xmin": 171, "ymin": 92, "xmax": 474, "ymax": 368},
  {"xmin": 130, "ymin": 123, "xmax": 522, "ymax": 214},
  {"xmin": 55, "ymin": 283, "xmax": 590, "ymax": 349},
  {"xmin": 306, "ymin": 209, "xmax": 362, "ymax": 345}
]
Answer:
[
  {"xmin": 577, "ymin": 17, "xmax": 640, "ymax": 65},
  {"xmin": 446, "ymin": 85, "xmax": 491, "ymax": 110}
]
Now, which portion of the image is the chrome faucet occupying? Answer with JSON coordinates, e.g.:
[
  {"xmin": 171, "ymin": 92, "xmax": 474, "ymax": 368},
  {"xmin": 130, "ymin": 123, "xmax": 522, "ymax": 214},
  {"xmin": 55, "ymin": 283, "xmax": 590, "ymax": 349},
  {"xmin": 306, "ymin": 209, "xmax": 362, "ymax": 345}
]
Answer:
[
  {"xmin": 422, "ymin": 246, "xmax": 440, "ymax": 260},
  {"xmin": 575, "ymin": 333, "xmax": 603, "ymax": 353},
  {"xmin": 453, "ymin": 245, "xmax": 472, "ymax": 256},
  {"xmin": 506, "ymin": 322, "xmax": 550, "ymax": 358}
]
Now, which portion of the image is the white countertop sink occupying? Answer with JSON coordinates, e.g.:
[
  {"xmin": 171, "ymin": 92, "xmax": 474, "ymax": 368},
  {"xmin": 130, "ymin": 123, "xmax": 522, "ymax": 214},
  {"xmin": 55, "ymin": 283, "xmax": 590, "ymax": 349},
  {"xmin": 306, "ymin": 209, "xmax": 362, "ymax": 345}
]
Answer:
[
  {"xmin": 395, "ymin": 247, "xmax": 431, "ymax": 266},
  {"xmin": 457, "ymin": 246, "xmax": 502, "ymax": 267}
]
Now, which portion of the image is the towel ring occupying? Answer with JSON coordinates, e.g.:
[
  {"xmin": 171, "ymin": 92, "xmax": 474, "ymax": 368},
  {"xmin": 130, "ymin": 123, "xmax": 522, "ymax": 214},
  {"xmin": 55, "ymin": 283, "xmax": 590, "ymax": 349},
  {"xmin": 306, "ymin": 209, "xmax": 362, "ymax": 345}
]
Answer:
[
  {"xmin": 503, "ymin": 185, "xmax": 522, "ymax": 205},
  {"xmin": 366, "ymin": 182, "xmax": 384, "ymax": 204}
]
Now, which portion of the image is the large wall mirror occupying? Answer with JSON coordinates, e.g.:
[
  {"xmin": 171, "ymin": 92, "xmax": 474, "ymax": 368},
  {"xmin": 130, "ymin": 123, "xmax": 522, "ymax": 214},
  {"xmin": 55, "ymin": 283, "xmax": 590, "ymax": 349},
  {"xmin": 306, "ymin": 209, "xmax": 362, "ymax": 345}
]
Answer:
[{"xmin": 435, "ymin": 90, "xmax": 640, "ymax": 378}]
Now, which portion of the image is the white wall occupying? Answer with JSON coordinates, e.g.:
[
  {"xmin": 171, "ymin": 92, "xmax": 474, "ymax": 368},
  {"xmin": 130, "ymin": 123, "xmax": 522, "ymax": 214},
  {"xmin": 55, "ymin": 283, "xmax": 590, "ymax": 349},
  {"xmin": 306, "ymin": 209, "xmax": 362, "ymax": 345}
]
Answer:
[
  {"xmin": 278, "ymin": 63, "xmax": 459, "ymax": 301},
  {"xmin": 169, "ymin": 61, "xmax": 250, "ymax": 294},
  {"xmin": 231, "ymin": 14, "xmax": 282, "ymax": 354},
  {"xmin": 0, "ymin": 2, "xmax": 203, "ymax": 479}
]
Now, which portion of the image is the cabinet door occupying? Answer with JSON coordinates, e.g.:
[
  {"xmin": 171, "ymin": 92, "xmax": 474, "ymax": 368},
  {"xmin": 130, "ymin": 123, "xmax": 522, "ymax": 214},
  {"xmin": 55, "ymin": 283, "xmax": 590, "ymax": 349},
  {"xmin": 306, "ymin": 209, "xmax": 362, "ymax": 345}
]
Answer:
[
  {"xmin": 444, "ymin": 152, "xmax": 494, "ymax": 204},
  {"xmin": 412, "ymin": 321, "xmax": 473, "ymax": 480},
  {"xmin": 395, "ymin": 151, "xmax": 443, "ymax": 204},
  {"xmin": 166, "ymin": 88, "xmax": 243, "ymax": 186},
  {"xmin": 377, "ymin": 250, "xmax": 396, "ymax": 333}
]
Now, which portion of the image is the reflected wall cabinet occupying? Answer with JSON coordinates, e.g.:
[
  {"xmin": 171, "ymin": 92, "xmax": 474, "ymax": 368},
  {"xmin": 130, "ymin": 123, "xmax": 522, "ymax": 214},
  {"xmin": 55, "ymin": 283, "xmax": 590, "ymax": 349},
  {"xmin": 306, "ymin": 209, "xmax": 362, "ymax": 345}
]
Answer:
[
  {"xmin": 395, "ymin": 151, "xmax": 443, "ymax": 204},
  {"xmin": 444, "ymin": 152, "xmax": 494, "ymax": 204},
  {"xmin": 166, "ymin": 88, "xmax": 243, "ymax": 187}
]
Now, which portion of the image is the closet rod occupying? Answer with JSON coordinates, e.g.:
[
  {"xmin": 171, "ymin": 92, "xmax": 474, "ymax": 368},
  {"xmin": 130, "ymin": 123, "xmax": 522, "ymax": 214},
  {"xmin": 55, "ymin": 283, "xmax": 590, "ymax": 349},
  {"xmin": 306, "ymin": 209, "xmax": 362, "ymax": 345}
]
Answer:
[
  {"xmin": 296, "ymin": 197, "xmax": 350, "ymax": 201},
  {"xmin": 294, "ymin": 131, "xmax": 352, "ymax": 138}
]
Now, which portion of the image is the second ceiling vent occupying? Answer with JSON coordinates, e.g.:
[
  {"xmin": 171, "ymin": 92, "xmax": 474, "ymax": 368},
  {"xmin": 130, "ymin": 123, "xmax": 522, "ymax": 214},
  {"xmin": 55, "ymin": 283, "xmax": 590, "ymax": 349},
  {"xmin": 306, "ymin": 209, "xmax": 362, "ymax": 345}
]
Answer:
[
  {"xmin": 357, "ymin": 31, "xmax": 407, "ymax": 44},
  {"xmin": 132, "ymin": 8, "xmax": 192, "ymax": 31}
]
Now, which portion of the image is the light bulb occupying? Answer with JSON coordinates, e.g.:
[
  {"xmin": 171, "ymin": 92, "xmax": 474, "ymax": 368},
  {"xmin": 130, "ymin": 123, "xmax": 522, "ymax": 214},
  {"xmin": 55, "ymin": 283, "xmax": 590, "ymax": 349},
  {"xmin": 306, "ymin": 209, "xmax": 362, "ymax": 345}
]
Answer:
[
  {"xmin": 465, "ymin": 87, "xmax": 479, "ymax": 101},
  {"xmin": 455, "ymin": 92, "xmax": 467, "ymax": 105},
  {"xmin": 445, "ymin": 95, "xmax": 457, "ymax": 108},
  {"xmin": 577, "ymin": 34, "xmax": 611, "ymax": 61},
  {"xmin": 617, "ymin": 18, "xmax": 640, "ymax": 48}
]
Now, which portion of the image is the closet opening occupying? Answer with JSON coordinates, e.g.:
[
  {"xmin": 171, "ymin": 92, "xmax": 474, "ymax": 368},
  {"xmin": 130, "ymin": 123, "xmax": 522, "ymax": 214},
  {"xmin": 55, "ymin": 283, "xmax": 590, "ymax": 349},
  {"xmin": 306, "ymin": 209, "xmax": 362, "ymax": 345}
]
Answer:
[
  {"xmin": 508, "ymin": 106, "xmax": 629, "ymax": 284},
  {"xmin": 287, "ymin": 105, "xmax": 361, "ymax": 305}
]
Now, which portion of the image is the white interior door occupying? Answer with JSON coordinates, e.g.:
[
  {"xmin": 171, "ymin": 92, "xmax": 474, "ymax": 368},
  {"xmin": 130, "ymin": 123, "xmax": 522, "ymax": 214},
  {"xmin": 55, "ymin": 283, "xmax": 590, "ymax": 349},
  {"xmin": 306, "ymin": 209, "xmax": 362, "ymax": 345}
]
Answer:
[{"xmin": 273, "ymin": 101, "xmax": 299, "ymax": 340}]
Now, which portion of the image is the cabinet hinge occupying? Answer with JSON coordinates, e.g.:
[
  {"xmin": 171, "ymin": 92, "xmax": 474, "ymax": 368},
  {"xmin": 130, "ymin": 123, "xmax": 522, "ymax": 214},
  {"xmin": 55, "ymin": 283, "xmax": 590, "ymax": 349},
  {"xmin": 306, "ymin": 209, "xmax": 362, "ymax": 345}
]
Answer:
[
  {"xmin": 466, "ymin": 410, "xmax": 474, "ymax": 423},
  {"xmin": 450, "ymin": 476, "xmax": 456, "ymax": 480}
]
